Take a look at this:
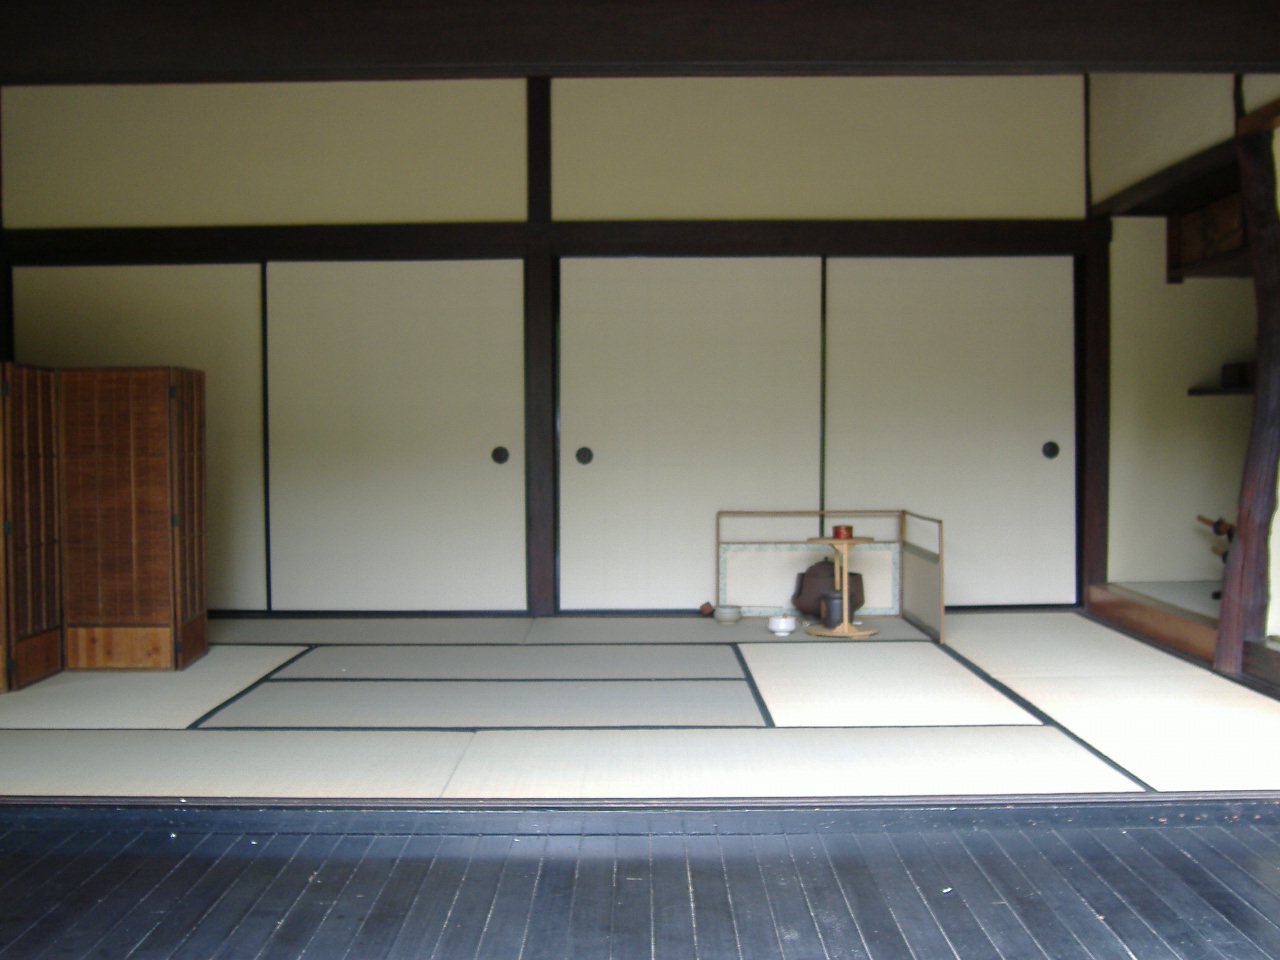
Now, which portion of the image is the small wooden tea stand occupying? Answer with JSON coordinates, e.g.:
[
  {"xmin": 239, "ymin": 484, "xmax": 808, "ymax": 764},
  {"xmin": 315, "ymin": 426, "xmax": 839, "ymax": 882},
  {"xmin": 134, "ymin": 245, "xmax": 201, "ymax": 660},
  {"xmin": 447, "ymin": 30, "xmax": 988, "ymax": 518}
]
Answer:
[{"xmin": 804, "ymin": 536, "xmax": 878, "ymax": 638}]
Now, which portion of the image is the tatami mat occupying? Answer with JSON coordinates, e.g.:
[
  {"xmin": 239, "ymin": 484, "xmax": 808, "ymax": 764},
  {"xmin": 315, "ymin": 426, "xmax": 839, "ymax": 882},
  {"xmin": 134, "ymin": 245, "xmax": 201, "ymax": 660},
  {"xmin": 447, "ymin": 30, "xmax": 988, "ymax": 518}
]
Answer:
[
  {"xmin": 741, "ymin": 642, "xmax": 1039, "ymax": 727},
  {"xmin": 948, "ymin": 611, "xmax": 1280, "ymax": 792},
  {"xmin": 200, "ymin": 679, "xmax": 766, "ymax": 728},
  {"xmin": 209, "ymin": 617, "xmax": 532, "ymax": 645},
  {"xmin": 525, "ymin": 617, "xmax": 746, "ymax": 644},
  {"xmin": 0, "ymin": 730, "xmax": 471, "ymax": 798},
  {"xmin": 946, "ymin": 611, "xmax": 1207, "ymax": 679},
  {"xmin": 0, "ymin": 646, "xmax": 304, "ymax": 729},
  {"xmin": 275, "ymin": 644, "xmax": 743, "ymax": 680},
  {"xmin": 441, "ymin": 727, "xmax": 1140, "ymax": 798}
]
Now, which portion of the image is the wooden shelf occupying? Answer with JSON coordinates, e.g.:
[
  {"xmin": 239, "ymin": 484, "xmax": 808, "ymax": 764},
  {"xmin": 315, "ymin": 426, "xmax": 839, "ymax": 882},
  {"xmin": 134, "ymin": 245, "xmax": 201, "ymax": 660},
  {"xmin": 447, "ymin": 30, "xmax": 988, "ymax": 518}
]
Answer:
[{"xmin": 1188, "ymin": 386, "xmax": 1253, "ymax": 396}]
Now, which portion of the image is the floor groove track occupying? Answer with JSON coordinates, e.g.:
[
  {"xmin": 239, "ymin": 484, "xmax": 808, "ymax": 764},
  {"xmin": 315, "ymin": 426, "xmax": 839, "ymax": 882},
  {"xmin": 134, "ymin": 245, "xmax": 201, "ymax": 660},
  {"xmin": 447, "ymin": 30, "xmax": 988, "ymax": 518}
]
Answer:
[{"xmin": 4, "ymin": 809, "xmax": 1280, "ymax": 957}]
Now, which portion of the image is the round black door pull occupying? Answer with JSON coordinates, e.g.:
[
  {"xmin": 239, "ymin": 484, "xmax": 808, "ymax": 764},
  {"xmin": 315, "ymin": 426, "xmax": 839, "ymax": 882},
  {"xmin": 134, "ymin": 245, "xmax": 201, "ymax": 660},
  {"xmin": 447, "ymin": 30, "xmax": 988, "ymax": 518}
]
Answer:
[
  {"xmin": 576, "ymin": 447, "xmax": 594, "ymax": 465},
  {"xmin": 491, "ymin": 446, "xmax": 509, "ymax": 464},
  {"xmin": 1042, "ymin": 441, "xmax": 1060, "ymax": 459}
]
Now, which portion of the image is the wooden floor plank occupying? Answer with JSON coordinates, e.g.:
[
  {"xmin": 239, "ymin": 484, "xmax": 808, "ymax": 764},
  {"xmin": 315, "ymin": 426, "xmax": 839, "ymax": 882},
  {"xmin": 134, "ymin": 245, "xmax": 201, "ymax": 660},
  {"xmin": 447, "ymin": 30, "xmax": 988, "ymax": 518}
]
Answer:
[
  {"xmin": 685, "ymin": 834, "xmax": 742, "ymax": 960},
  {"xmin": 1198, "ymin": 826, "xmax": 1280, "ymax": 897},
  {"xmin": 0, "ymin": 829, "xmax": 186, "ymax": 960},
  {"xmin": 784, "ymin": 833, "xmax": 871, "ymax": 960},
  {"xmin": 819, "ymin": 833, "xmax": 915, "ymax": 960},
  {"xmin": 429, "ymin": 835, "xmax": 513, "ymax": 960},
  {"xmin": 567, "ymin": 835, "xmax": 616, "ymax": 960},
  {"xmin": 1053, "ymin": 827, "xmax": 1220, "ymax": 959},
  {"xmin": 254, "ymin": 833, "xmax": 375, "ymax": 960},
  {"xmin": 648, "ymin": 834, "xmax": 697, "ymax": 960},
  {"xmin": 889, "ymin": 831, "xmax": 1002, "ymax": 960},
  {"xmin": 520, "ymin": 834, "xmax": 582, "ymax": 960},
  {"xmin": 474, "ymin": 834, "xmax": 546, "ymax": 960},
  {"xmin": 749, "ymin": 833, "xmax": 829, "ymax": 960},
  {"xmin": 1, "ymin": 803, "xmax": 1280, "ymax": 960},
  {"xmin": 914, "ymin": 829, "xmax": 1053, "ymax": 960},
  {"xmin": 0, "ymin": 830, "xmax": 141, "ymax": 950},
  {"xmin": 164, "ymin": 833, "xmax": 310, "ymax": 960},
  {"xmin": 78, "ymin": 832, "xmax": 241, "ymax": 960},
  {"xmin": 1133, "ymin": 828, "xmax": 1280, "ymax": 956},
  {"xmin": 719, "ymin": 834, "xmax": 784, "ymax": 960},
  {"xmin": 1012, "ymin": 827, "xmax": 1179, "ymax": 960},
  {"xmin": 320, "ymin": 835, "xmax": 426, "ymax": 960},
  {"xmin": 957, "ymin": 829, "xmax": 1103, "ymax": 960},
  {"xmin": 609, "ymin": 835, "xmax": 654, "ymax": 960},
  {"xmin": 385, "ymin": 834, "xmax": 480, "ymax": 960},
  {"xmin": 1092, "ymin": 826, "xmax": 1275, "ymax": 960},
  {"xmin": 207, "ymin": 832, "xmax": 347, "ymax": 960},
  {"xmin": 124, "ymin": 834, "xmax": 274, "ymax": 960}
]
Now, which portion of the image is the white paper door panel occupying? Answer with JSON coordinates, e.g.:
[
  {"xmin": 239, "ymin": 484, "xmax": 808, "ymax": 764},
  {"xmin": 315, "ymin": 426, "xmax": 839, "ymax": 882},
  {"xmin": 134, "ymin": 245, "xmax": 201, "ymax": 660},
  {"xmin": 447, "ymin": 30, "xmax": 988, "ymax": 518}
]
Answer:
[
  {"xmin": 825, "ymin": 257, "xmax": 1076, "ymax": 605},
  {"xmin": 560, "ymin": 258, "xmax": 822, "ymax": 610},
  {"xmin": 268, "ymin": 260, "xmax": 525, "ymax": 610}
]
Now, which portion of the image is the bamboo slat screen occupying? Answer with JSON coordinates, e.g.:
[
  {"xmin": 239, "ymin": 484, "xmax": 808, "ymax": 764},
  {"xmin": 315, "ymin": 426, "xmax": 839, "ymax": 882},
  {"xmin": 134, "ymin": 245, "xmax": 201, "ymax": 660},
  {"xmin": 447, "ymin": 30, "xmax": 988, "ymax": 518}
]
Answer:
[{"xmin": 2, "ymin": 364, "xmax": 63, "ymax": 689}]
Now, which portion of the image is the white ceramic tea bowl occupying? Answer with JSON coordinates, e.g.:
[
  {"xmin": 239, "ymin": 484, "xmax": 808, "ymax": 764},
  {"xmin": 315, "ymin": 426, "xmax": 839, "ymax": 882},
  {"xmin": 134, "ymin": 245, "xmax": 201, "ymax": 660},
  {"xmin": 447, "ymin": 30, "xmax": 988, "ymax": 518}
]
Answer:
[{"xmin": 767, "ymin": 614, "xmax": 797, "ymax": 636}]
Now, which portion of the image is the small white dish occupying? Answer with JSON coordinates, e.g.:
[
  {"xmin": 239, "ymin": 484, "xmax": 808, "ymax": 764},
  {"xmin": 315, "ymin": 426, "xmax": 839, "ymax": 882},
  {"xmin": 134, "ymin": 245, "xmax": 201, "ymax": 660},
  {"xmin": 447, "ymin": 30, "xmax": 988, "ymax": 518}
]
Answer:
[{"xmin": 767, "ymin": 614, "xmax": 797, "ymax": 636}]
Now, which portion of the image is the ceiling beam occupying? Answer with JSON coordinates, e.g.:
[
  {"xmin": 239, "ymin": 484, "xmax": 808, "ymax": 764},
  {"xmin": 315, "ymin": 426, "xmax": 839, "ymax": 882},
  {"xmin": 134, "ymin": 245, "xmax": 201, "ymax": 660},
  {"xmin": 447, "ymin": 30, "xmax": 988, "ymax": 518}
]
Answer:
[{"xmin": 2, "ymin": 0, "xmax": 1278, "ymax": 85}]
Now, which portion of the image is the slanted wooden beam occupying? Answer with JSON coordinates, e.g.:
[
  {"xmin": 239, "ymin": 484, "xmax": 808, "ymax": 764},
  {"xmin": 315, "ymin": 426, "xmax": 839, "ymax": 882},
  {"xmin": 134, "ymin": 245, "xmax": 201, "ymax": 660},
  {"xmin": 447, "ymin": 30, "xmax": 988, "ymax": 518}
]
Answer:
[{"xmin": 1217, "ymin": 121, "xmax": 1280, "ymax": 673}]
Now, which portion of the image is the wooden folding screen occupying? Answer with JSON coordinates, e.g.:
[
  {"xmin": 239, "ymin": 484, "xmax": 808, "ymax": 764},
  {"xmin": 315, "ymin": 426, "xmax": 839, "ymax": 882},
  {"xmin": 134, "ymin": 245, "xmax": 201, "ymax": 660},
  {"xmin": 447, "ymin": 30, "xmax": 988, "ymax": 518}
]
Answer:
[
  {"xmin": 1, "ymin": 364, "xmax": 63, "ymax": 690},
  {"xmin": 60, "ymin": 368, "xmax": 207, "ymax": 670}
]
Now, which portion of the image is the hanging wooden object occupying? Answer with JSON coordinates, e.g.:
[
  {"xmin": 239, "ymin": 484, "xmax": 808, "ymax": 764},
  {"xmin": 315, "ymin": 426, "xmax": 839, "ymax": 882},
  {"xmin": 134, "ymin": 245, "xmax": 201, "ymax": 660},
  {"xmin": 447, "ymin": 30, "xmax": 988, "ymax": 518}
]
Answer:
[
  {"xmin": 1, "ymin": 364, "xmax": 63, "ymax": 690},
  {"xmin": 1217, "ymin": 123, "xmax": 1280, "ymax": 674},
  {"xmin": 59, "ymin": 368, "xmax": 207, "ymax": 670}
]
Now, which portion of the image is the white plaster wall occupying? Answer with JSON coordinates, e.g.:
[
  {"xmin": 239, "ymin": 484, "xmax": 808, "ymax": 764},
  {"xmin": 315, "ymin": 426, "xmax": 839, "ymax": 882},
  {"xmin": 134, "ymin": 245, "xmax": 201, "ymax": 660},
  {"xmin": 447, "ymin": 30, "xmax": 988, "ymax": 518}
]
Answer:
[
  {"xmin": 13, "ymin": 265, "xmax": 267, "ymax": 610},
  {"xmin": 1090, "ymin": 74, "xmax": 1236, "ymax": 203},
  {"xmin": 1108, "ymin": 218, "xmax": 1257, "ymax": 584},
  {"xmin": 1244, "ymin": 75, "xmax": 1280, "ymax": 113},
  {"xmin": 553, "ymin": 76, "xmax": 1084, "ymax": 220},
  {"xmin": 1, "ymin": 80, "xmax": 526, "ymax": 227}
]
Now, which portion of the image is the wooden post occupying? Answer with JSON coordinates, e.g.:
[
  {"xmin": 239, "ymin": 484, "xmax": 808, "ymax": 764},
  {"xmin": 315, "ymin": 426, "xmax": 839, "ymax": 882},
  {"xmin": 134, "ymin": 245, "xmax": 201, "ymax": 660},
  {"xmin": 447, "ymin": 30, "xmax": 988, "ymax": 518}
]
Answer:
[{"xmin": 1217, "ymin": 128, "xmax": 1280, "ymax": 673}]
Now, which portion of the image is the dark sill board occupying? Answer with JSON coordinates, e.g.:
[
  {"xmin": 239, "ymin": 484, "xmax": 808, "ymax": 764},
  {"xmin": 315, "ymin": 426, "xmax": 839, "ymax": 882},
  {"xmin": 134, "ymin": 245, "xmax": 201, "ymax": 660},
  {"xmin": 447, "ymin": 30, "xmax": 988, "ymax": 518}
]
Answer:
[{"xmin": 1188, "ymin": 386, "xmax": 1253, "ymax": 396}]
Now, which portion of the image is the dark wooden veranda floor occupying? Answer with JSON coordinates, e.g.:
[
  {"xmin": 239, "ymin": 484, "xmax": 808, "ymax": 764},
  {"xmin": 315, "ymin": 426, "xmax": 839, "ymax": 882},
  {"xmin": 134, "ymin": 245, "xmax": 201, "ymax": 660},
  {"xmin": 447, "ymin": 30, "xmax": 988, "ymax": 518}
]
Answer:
[{"xmin": 2, "ymin": 798, "xmax": 1280, "ymax": 959}]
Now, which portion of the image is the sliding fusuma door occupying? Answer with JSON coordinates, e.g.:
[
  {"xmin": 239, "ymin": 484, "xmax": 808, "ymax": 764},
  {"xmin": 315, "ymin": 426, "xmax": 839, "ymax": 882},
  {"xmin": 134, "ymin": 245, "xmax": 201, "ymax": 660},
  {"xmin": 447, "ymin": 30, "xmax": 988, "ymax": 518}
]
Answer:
[
  {"xmin": 559, "ymin": 257, "xmax": 822, "ymax": 610},
  {"xmin": 267, "ymin": 260, "xmax": 526, "ymax": 610},
  {"xmin": 825, "ymin": 257, "xmax": 1077, "ymax": 605}
]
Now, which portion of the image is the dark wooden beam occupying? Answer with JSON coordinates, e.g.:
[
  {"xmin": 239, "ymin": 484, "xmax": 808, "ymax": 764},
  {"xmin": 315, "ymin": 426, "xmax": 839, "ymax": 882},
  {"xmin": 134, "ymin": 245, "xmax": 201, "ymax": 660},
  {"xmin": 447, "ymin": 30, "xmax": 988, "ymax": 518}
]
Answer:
[
  {"xmin": 524, "ymin": 78, "xmax": 557, "ymax": 616},
  {"xmin": 1090, "ymin": 140, "xmax": 1240, "ymax": 218},
  {"xmin": 549, "ymin": 220, "xmax": 1092, "ymax": 258},
  {"xmin": 2, "ymin": 0, "xmax": 1278, "ymax": 85},
  {"xmin": 2, "ymin": 224, "xmax": 529, "ymax": 266},
  {"xmin": 1217, "ymin": 128, "xmax": 1280, "ymax": 673},
  {"xmin": 4, "ymin": 220, "xmax": 1094, "ymax": 267},
  {"xmin": 1077, "ymin": 219, "xmax": 1112, "ymax": 600}
]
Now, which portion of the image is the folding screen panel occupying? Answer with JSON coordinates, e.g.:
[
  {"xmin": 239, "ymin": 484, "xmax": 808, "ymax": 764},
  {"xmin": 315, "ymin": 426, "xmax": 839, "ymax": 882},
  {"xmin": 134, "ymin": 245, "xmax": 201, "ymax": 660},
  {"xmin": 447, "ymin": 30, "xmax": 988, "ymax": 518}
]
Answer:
[
  {"xmin": 825, "ymin": 258, "xmax": 1077, "ymax": 605},
  {"xmin": 13, "ymin": 264, "xmax": 265, "ymax": 611},
  {"xmin": 559, "ymin": 258, "xmax": 822, "ymax": 609},
  {"xmin": 267, "ymin": 261, "xmax": 525, "ymax": 610}
]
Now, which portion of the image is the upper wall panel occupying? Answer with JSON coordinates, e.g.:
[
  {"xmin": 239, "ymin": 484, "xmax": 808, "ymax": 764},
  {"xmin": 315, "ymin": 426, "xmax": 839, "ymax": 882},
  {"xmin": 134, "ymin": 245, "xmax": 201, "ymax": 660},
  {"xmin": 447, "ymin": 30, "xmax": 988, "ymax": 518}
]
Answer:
[
  {"xmin": 1, "ymin": 80, "xmax": 526, "ymax": 228},
  {"xmin": 1245, "ymin": 74, "xmax": 1280, "ymax": 113},
  {"xmin": 552, "ymin": 77, "xmax": 1085, "ymax": 220},
  {"xmin": 1089, "ymin": 74, "xmax": 1235, "ymax": 204}
]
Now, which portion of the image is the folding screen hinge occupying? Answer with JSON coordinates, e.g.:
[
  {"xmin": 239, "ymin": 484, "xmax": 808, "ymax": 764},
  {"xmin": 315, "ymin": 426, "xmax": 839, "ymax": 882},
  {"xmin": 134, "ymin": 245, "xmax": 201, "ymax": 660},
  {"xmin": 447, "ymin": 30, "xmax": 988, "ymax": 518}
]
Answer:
[
  {"xmin": 5, "ymin": 657, "xmax": 15, "ymax": 681},
  {"xmin": 171, "ymin": 514, "xmax": 179, "ymax": 527},
  {"xmin": 169, "ymin": 385, "xmax": 177, "ymax": 399},
  {"xmin": 1, "ymin": 380, "xmax": 9, "ymax": 398},
  {"xmin": 2, "ymin": 520, "xmax": 10, "ymax": 536}
]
